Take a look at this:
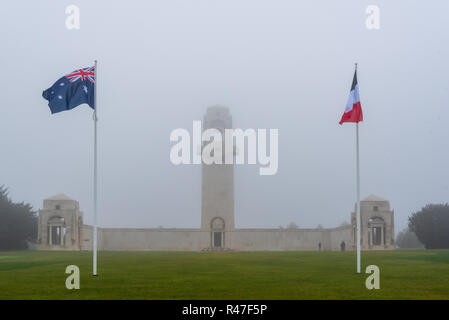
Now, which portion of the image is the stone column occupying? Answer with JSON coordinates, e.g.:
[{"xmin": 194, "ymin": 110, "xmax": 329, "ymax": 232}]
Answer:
[
  {"xmin": 380, "ymin": 226, "xmax": 384, "ymax": 246},
  {"xmin": 49, "ymin": 225, "xmax": 52, "ymax": 245}
]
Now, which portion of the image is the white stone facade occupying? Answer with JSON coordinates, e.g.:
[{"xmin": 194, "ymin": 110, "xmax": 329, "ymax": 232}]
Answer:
[
  {"xmin": 351, "ymin": 195, "xmax": 395, "ymax": 250},
  {"xmin": 36, "ymin": 194, "xmax": 393, "ymax": 252},
  {"xmin": 36, "ymin": 107, "xmax": 394, "ymax": 251},
  {"xmin": 37, "ymin": 194, "xmax": 84, "ymax": 250}
]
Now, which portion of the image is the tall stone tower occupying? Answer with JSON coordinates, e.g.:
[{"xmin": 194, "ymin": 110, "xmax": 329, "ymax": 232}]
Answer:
[{"xmin": 201, "ymin": 106, "xmax": 235, "ymax": 249}]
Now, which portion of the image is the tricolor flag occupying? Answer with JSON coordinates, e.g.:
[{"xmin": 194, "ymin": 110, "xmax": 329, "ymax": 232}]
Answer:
[
  {"xmin": 339, "ymin": 65, "xmax": 363, "ymax": 273},
  {"xmin": 339, "ymin": 70, "xmax": 363, "ymax": 125}
]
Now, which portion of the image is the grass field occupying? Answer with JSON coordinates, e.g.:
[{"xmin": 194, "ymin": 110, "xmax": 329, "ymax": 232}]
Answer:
[{"xmin": 0, "ymin": 250, "xmax": 448, "ymax": 299}]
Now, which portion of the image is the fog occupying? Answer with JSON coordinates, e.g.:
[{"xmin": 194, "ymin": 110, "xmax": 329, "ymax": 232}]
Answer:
[{"xmin": 0, "ymin": 0, "xmax": 448, "ymax": 234}]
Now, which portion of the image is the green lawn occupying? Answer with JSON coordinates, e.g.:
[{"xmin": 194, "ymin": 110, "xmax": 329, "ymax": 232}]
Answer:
[{"xmin": 0, "ymin": 250, "xmax": 448, "ymax": 299}]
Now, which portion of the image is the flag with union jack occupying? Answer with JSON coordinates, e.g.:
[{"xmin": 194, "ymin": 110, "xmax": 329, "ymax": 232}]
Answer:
[{"xmin": 42, "ymin": 65, "xmax": 95, "ymax": 114}]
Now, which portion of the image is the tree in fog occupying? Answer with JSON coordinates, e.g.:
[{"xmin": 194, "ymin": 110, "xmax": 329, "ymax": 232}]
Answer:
[
  {"xmin": 0, "ymin": 186, "xmax": 37, "ymax": 250},
  {"xmin": 408, "ymin": 204, "xmax": 449, "ymax": 249},
  {"xmin": 395, "ymin": 227, "xmax": 424, "ymax": 249}
]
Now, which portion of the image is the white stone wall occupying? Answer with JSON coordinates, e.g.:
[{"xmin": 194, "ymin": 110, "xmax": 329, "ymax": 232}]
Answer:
[
  {"xmin": 78, "ymin": 226, "xmax": 353, "ymax": 251},
  {"xmin": 329, "ymin": 226, "xmax": 353, "ymax": 251},
  {"xmin": 226, "ymin": 228, "xmax": 353, "ymax": 251},
  {"xmin": 227, "ymin": 229, "xmax": 329, "ymax": 251},
  {"xmin": 81, "ymin": 228, "xmax": 210, "ymax": 251},
  {"xmin": 81, "ymin": 224, "xmax": 93, "ymax": 251}
]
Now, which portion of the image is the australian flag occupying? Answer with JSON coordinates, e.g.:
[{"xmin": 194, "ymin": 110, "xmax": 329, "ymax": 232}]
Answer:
[{"xmin": 42, "ymin": 66, "xmax": 95, "ymax": 114}]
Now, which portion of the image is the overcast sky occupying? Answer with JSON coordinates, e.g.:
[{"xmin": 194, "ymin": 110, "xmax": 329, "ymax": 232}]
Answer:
[{"xmin": 1, "ymin": 0, "xmax": 448, "ymax": 234}]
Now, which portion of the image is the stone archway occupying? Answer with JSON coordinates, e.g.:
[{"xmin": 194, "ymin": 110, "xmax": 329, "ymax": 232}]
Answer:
[
  {"xmin": 47, "ymin": 216, "xmax": 66, "ymax": 246},
  {"xmin": 210, "ymin": 217, "xmax": 225, "ymax": 248},
  {"xmin": 368, "ymin": 217, "xmax": 385, "ymax": 248}
]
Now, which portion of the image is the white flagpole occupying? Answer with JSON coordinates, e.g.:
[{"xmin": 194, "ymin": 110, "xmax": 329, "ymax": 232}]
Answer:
[
  {"xmin": 356, "ymin": 121, "xmax": 361, "ymax": 273},
  {"xmin": 93, "ymin": 60, "xmax": 98, "ymax": 276},
  {"xmin": 355, "ymin": 63, "xmax": 361, "ymax": 274}
]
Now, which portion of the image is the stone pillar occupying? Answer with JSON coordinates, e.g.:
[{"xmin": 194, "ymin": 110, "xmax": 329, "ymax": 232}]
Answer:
[
  {"xmin": 49, "ymin": 225, "xmax": 52, "ymax": 245},
  {"xmin": 381, "ymin": 226, "xmax": 384, "ymax": 246}
]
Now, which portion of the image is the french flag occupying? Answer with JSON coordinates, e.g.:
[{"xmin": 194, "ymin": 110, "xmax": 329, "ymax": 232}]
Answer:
[{"xmin": 339, "ymin": 70, "xmax": 363, "ymax": 125}]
